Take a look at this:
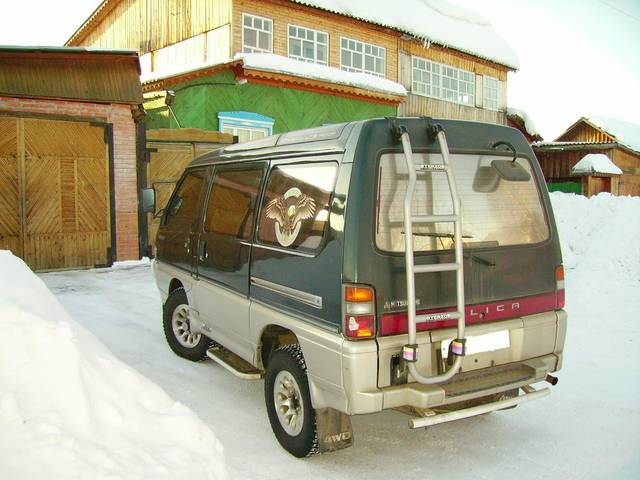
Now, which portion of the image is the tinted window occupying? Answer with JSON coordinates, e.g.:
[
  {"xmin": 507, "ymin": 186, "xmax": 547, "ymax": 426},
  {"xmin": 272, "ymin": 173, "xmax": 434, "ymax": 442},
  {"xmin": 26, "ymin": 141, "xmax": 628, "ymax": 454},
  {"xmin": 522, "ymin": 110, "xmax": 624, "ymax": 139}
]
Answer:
[
  {"xmin": 376, "ymin": 153, "xmax": 549, "ymax": 252},
  {"xmin": 165, "ymin": 169, "xmax": 209, "ymax": 229},
  {"xmin": 258, "ymin": 162, "xmax": 337, "ymax": 252},
  {"xmin": 204, "ymin": 167, "xmax": 264, "ymax": 239}
]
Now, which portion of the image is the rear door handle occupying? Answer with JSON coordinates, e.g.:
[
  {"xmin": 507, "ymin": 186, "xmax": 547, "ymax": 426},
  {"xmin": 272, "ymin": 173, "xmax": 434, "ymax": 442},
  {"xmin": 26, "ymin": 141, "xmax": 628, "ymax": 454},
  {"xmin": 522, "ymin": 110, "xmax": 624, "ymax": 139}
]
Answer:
[{"xmin": 198, "ymin": 240, "xmax": 208, "ymax": 261}]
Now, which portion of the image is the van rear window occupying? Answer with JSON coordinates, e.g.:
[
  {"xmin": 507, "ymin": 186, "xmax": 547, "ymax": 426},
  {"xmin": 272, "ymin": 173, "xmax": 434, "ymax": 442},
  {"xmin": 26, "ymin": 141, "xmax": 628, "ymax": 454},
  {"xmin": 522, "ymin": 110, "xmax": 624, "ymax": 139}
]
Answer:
[{"xmin": 376, "ymin": 153, "xmax": 549, "ymax": 252}]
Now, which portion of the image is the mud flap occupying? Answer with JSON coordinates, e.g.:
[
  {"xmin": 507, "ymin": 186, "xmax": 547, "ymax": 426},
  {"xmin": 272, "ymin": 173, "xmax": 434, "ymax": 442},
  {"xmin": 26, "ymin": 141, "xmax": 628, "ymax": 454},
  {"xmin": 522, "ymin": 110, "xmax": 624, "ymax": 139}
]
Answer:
[{"xmin": 315, "ymin": 408, "xmax": 354, "ymax": 453}]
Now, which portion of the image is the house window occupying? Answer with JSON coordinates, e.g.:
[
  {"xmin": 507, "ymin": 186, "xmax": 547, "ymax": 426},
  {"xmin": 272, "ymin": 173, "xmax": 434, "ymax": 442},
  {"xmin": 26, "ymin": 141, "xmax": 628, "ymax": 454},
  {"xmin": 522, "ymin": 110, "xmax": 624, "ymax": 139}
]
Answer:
[
  {"xmin": 483, "ymin": 75, "xmax": 499, "ymax": 110},
  {"xmin": 288, "ymin": 25, "xmax": 328, "ymax": 64},
  {"xmin": 218, "ymin": 111, "xmax": 275, "ymax": 143},
  {"xmin": 340, "ymin": 37, "xmax": 386, "ymax": 77},
  {"xmin": 242, "ymin": 13, "xmax": 273, "ymax": 53},
  {"xmin": 412, "ymin": 57, "xmax": 440, "ymax": 98},
  {"xmin": 412, "ymin": 56, "xmax": 475, "ymax": 106}
]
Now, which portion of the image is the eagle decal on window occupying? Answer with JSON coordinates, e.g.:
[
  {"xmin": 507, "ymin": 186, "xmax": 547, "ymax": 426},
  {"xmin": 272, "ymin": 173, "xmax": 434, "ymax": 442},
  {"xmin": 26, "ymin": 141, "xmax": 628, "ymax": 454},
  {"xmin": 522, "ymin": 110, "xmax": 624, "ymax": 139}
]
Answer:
[{"xmin": 265, "ymin": 187, "xmax": 316, "ymax": 247}]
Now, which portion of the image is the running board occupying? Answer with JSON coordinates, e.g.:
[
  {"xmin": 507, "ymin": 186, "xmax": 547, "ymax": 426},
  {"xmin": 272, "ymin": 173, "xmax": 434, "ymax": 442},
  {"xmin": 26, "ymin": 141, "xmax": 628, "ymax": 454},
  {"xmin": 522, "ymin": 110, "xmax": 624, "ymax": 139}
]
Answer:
[
  {"xmin": 206, "ymin": 346, "xmax": 264, "ymax": 380},
  {"xmin": 408, "ymin": 386, "xmax": 550, "ymax": 429}
]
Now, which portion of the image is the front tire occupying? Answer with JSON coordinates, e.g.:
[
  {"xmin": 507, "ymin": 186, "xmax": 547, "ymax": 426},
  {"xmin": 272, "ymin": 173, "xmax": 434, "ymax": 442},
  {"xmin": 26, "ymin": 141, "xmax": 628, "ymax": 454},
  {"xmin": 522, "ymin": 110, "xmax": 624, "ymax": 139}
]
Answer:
[
  {"xmin": 163, "ymin": 287, "xmax": 210, "ymax": 361},
  {"xmin": 264, "ymin": 344, "xmax": 318, "ymax": 457}
]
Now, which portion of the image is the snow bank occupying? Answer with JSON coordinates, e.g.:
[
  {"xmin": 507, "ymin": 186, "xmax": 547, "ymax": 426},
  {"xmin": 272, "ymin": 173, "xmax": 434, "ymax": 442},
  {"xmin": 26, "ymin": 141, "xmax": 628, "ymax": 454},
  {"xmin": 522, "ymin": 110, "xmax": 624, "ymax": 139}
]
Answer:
[
  {"xmin": 587, "ymin": 116, "xmax": 640, "ymax": 155},
  {"xmin": 571, "ymin": 153, "xmax": 622, "ymax": 176},
  {"xmin": 0, "ymin": 251, "xmax": 227, "ymax": 480},
  {"xmin": 550, "ymin": 193, "xmax": 640, "ymax": 287},
  {"xmin": 293, "ymin": 0, "xmax": 519, "ymax": 69}
]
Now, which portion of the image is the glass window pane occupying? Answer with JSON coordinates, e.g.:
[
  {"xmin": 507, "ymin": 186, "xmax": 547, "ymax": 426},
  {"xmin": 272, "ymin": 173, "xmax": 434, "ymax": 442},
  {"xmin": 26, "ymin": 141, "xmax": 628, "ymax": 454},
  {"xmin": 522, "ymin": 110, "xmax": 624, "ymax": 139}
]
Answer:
[
  {"xmin": 376, "ymin": 154, "xmax": 548, "ymax": 252},
  {"xmin": 259, "ymin": 31, "xmax": 270, "ymax": 50},
  {"xmin": 258, "ymin": 162, "xmax": 338, "ymax": 251},
  {"xmin": 205, "ymin": 168, "xmax": 263, "ymax": 239},
  {"xmin": 290, "ymin": 39, "xmax": 301, "ymax": 56},
  {"xmin": 303, "ymin": 40, "xmax": 314, "ymax": 59},
  {"xmin": 245, "ymin": 28, "xmax": 257, "ymax": 48},
  {"xmin": 365, "ymin": 55, "xmax": 374, "ymax": 72},
  {"xmin": 289, "ymin": 25, "xmax": 295, "ymax": 36},
  {"xmin": 353, "ymin": 53, "xmax": 362, "ymax": 69},
  {"xmin": 165, "ymin": 169, "xmax": 208, "ymax": 228},
  {"xmin": 244, "ymin": 15, "xmax": 252, "ymax": 27},
  {"xmin": 317, "ymin": 45, "xmax": 327, "ymax": 63},
  {"xmin": 341, "ymin": 50, "xmax": 351, "ymax": 67}
]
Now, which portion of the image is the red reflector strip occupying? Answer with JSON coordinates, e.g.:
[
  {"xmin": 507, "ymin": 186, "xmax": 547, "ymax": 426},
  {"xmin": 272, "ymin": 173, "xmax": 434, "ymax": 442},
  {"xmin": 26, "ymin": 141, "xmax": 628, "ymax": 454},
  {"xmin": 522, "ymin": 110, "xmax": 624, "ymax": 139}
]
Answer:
[
  {"xmin": 556, "ymin": 289, "xmax": 565, "ymax": 309},
  {"xmin": 380, "ymin": 293, "xmax": 558, "ymax": 336}
]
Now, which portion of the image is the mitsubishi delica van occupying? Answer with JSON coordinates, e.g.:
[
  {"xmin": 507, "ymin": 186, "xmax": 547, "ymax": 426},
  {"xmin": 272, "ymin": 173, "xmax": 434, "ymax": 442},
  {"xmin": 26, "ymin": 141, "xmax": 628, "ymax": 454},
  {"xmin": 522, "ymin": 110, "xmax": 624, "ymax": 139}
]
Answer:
[{"xmin": 146, "ymin": 117, "xmax": 567, "ymax": 457}]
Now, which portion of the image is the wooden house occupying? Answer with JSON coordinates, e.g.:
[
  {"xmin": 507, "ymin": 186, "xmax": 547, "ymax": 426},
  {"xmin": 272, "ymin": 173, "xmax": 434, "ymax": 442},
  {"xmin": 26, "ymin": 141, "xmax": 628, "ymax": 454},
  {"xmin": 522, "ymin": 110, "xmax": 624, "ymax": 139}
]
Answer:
[
  {"xmin": 66, "ymin": 0, "xmax": 517, "ymax": 136},
  {"xmin": 533, "ymin": 117, "xmax": 640, "ymax": 197},
  {"xmin": 0, "ymin": 46, "xmax": 144, "ymax": 271}
]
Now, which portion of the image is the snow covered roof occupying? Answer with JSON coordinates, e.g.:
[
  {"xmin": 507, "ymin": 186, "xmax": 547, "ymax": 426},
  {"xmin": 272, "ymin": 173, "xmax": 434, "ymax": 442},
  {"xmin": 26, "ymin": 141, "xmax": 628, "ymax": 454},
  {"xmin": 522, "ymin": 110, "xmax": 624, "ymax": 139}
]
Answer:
[
  {"xmin": 292, "ymin": 0, "xmax": 519, "ymax": 69},
  {"xmin": 237, "ymin": 53, "xmax": 407, "ymax": 96},
  {"xmin": 586, "ymin": 116, "xmax": 640, "ymax": 155},
  {"xmin": 571, "ymin": 153, "xmax": 623, "ymax": 176},
  {"xmin": 507, "ymin": 107, "xmax": 542, "ymax": 140},
  {"xmin": 141, "ymin": 53, "xmax": 407, "ymax": 99}
]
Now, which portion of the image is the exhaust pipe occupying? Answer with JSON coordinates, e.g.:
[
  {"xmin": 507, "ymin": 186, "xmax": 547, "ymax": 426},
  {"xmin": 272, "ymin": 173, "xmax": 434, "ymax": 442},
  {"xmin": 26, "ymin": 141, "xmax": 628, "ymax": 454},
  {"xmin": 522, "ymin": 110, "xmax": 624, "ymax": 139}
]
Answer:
[{"xmin": 546, "ymin": 374, "xmax": 559, "ymax": 386}]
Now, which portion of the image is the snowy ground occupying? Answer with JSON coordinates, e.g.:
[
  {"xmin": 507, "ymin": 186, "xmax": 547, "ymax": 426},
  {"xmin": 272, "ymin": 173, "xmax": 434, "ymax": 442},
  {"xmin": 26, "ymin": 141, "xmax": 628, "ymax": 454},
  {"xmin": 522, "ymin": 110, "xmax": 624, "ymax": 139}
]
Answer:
[{"xmin": 7, "ymin": 192, "xmax": 639, "ymax": 478}]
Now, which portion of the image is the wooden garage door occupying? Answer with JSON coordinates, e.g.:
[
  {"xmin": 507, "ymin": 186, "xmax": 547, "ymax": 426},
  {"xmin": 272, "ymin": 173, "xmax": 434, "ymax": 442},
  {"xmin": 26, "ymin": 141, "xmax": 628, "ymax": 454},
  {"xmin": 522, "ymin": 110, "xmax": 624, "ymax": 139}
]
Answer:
[{"xmin": 0, "ymin": 117, "xmax": 111, "ymax": 271}]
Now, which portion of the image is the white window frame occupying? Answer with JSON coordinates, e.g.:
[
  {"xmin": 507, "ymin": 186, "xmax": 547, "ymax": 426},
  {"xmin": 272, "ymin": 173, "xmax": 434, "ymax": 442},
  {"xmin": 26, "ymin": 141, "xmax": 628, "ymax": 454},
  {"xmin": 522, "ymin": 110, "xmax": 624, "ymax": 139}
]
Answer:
[
  {"xmin": 483, "ymin": 75, "xmax": 499, "ymax": 111},
  {"xmin": 411, "ymin": 55, "xmax": 475, "ymax": 106},
  {"xmin": 242, "ymin": 13, "xmax": 273, "ymax": 53},
  {"xmin": 340, "ymin": 37, "xmax": 386, "ymax": 77},
  {"xmin": 287, "ymin": 24, "xmax": 328, "ymax": 65}
]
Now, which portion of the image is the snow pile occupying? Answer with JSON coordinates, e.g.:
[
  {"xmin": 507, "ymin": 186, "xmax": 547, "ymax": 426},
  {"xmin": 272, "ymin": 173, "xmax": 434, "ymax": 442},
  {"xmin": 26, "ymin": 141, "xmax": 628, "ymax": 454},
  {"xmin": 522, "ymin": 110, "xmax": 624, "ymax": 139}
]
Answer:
[
  {"xmin": 507, "ymin": 107, "xmax": 542, "ymax": 140},
  {"xmin": 293, "ymin": 0, "xmax": 519, "ymax": 68},
  {"xmin": 0, "ymin": 251, "xmax": 227, "ymax": 480},
  {"xmin": 237, "ymin": 52, "xmax": 407, "ymax": 96},
  {"xmin": 571, "ymin": 153, "xmax": 622, "ymax": 176},
  {"xmin": 550, "ymin": 192, "xmax": 640, "ymax": 286},
  {"xmin": 588, "ymin": 116, "xmax": 640, "ymax": 155}
]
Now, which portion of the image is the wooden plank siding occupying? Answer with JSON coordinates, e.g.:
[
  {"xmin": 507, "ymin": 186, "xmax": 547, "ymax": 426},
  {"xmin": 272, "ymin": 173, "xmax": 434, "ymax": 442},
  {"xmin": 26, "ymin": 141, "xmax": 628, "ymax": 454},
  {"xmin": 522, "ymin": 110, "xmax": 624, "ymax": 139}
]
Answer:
[
  {"xmin": 612, "ymin": 148, "xmax": 640, "ymax": 196},
  {"xmin": 70, "ymin": 0, "xmax": 233, "ymax": 54},
  {"xmin": 557, "ymin": 121, "xmax": 614, "ymax": 143},
  {"xmin": 0, "ymin": 51, "xmax": 142, "ymax": 104},
  {"xmin": 232, "ymin": 0, "xmax": 399, "ymax": 81}
]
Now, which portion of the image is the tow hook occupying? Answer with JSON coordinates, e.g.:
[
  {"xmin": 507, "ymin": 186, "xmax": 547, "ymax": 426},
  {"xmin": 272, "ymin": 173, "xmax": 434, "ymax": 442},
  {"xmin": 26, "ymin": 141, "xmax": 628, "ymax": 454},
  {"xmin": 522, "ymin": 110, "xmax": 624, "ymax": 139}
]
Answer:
[{"xmin": 546, "ymin": 374, "xmax": 559, "ymax": 386}]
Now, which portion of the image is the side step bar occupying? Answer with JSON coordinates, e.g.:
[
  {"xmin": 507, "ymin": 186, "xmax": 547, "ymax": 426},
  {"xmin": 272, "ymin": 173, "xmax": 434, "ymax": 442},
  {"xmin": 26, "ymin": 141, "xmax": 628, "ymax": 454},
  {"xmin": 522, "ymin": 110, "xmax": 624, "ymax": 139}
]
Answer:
[
  {"xmin": 206, "ymin": 345, "xmax": 264, "ymax": 380},
  {"xmin": 408, "ymin": 386, "xmax": 550, "ymax": 429}
]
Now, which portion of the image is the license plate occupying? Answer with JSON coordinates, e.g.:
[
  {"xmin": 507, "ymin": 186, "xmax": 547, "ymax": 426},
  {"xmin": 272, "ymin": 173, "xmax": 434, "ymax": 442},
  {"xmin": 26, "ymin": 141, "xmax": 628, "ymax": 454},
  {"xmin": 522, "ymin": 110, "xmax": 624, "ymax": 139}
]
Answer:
[{"xmin": 441, "ymin": 330, "xmax": 510, "ymax": 358}]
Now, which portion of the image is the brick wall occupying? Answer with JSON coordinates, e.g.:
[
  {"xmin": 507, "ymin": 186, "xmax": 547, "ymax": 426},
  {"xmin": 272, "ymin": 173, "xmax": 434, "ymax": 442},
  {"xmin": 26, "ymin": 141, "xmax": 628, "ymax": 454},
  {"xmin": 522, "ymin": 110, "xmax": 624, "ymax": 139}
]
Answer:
[{"xmin": 0, "ymin": 96, "xmax": 140, "ymax": 261}]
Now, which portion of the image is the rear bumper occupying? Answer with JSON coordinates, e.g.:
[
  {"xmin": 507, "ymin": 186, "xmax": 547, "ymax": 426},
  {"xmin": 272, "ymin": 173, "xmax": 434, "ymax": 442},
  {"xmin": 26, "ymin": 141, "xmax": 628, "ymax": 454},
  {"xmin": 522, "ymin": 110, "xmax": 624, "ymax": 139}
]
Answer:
[{"xmin": 341, "ymin": 309, "xmax": 566, "ymax": 414}]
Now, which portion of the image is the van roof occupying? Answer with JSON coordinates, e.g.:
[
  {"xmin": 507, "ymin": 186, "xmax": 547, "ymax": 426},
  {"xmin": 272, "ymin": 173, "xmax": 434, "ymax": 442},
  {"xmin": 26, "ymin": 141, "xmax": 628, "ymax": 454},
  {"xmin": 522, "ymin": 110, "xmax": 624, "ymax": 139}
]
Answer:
[
  {"xmin": 189, "ymin": 117, "xmax": 531, "ymax": 168},
  {"xmin": 190, "ymin": 122, "xmax": 355, "ymax": 167}
]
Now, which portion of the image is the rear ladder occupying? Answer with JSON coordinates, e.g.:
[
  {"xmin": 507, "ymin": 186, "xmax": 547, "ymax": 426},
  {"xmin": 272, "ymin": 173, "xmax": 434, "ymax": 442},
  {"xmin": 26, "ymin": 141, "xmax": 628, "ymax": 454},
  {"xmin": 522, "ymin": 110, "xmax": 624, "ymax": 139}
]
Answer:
[{"xmin": 392, "ymin": 120, "xmax": 467, "ymax": 384}]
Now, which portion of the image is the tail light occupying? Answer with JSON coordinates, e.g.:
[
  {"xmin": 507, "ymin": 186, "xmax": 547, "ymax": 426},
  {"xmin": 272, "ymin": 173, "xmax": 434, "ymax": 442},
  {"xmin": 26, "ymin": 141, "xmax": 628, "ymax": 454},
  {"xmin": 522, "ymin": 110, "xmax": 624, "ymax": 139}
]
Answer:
[
  {"xmin": 555, "ymin": 266, "xmax": 565, "ymax": 309},
  {"xmin": 343, "ymin": 285, "xmax": 375, "ymax": 339}
]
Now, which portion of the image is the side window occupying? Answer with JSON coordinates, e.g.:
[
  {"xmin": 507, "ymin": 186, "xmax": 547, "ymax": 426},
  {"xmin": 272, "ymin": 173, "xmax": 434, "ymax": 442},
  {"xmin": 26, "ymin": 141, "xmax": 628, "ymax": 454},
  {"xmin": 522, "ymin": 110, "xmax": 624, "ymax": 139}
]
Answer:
[
  {"xmin": 204, "ymin": 167, "xmax": 264, "ymax": 239},
  {"xmin": 258, "ymin": 162, "xmax": 337, "ymax": 252},
  {"xmin": 165, "ymin": 169, "xmax": 209, "ymax": 228}
]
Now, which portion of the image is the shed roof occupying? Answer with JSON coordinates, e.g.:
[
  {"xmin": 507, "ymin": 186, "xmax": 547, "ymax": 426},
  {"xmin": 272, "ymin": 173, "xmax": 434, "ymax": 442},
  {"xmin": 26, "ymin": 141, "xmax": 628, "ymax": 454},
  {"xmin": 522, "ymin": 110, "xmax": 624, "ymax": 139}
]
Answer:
[
  {"xmin": 555, "ymin": 116, "xmax": 640, "ymax": 156},
  {"xmin": 0, "ymin": 46, "xmax": 143, "ymax": 105}
]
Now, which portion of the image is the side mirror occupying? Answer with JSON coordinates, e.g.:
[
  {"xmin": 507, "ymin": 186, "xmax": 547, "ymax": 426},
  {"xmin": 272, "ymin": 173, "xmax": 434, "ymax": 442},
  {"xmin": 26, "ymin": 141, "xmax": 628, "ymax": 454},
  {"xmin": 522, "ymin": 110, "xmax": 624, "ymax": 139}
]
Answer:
[{"xmin": 141, "ymin": 188, "xmax": 156, "ymax": 214}]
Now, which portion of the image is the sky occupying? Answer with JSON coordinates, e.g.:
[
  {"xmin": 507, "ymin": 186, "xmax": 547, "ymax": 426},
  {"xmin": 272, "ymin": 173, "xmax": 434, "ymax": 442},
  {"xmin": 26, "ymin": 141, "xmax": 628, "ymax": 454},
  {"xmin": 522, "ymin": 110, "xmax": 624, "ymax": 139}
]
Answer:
[{"xmin": 0, "ymin": 0, "xmax": 638, "ymax": 140}]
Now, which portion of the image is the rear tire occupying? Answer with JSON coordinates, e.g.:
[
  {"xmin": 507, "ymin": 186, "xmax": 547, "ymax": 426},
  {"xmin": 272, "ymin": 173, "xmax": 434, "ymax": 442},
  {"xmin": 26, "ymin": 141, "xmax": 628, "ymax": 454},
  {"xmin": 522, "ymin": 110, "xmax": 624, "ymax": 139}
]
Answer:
[
  {"xmin": 264, "ymin": 344, "xmax": 318, "ymax": 457},
  {"xmin": 163, "ymin": 287, "xmax": 210, "ymax": 361}
]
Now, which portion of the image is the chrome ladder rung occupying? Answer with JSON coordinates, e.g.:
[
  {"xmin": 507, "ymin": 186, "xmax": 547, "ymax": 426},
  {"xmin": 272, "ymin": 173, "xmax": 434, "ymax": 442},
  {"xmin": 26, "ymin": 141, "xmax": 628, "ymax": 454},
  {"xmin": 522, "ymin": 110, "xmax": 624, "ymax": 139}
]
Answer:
[
  {"xmin": 414, "ymin": 263, "xmax": 459, "ymax": 274},
  {"xmin": 412, "ymin": 214, "xmax": 458, "ymax": 223}
]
